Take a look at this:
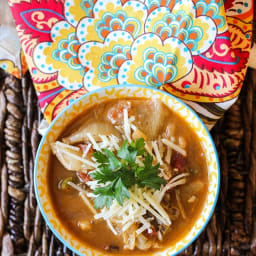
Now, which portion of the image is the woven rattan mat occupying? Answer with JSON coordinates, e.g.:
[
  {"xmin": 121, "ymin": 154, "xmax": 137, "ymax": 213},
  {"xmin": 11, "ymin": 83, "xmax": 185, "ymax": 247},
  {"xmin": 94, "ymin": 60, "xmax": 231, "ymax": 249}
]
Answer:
[{"xmin": 0, "ymin": 68, "xmax": 255, "ymax": 256}]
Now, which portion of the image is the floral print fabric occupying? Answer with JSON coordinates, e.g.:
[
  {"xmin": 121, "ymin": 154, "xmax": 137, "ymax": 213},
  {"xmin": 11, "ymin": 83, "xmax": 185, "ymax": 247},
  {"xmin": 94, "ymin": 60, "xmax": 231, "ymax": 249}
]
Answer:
[{"xmin": 8, "ymin": 0, "xmax": 254, "ymax": 128}]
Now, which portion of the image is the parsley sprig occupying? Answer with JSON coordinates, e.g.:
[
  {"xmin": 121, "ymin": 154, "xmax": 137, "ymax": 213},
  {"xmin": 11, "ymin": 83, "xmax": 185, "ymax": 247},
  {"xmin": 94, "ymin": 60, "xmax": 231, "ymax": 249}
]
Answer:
[{"xmin": 90, "ymin": 138, "xmax": 166, "ymax": 209}]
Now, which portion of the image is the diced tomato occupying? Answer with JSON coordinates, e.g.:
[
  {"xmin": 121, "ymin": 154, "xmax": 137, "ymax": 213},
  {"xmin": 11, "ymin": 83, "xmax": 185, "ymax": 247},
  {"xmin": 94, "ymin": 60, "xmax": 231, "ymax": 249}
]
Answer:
[
  {"xmin": 107, "ymin": 101, "xmax": 131, "ymax": 124},
  {"xmin": 78, "ymin": 144, "xmax": 94, "ymax": 157},
  {"xmin": 144, "ymin": 227, "xmax": 157, "ymax": 238},
  {"xmin": 77, "ymin": 172, "xmax": 92, "ymax": 183},
  {"xmin": 171, "ymin": 152, "xmax": 187, "ymax": 171}
]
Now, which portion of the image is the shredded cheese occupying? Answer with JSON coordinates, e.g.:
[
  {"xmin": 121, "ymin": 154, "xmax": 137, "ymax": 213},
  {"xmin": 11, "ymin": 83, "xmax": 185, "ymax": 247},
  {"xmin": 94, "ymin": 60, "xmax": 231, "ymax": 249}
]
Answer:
[
  {"xmin": 162, "ymin": 138, "xmax": 187, "ymax": 156},
  {"xmin": 122, "ymin": 221, "xmax": 134, "ymax": 232},
  {"xmin": 169, "ymin": 173, "xmax": 189, "ymax": 183},
  {"xmin": 55, "ymin": 141, "xmax": 80, "ymax": 151},
  {"xmin": 98, "ymin": 134, "xmax": 120, "ymax": 151},
  {"xmin": 82, "ymin": 143, "xmax": 92, "ymax": 158},
  {"xmin": 68, "ymin": 182, "xmax": 87, "ymax": 193},
  {"xmin": 152, "ymin": 141, "xmax": 163, "ymax": 165},
  {"xmin": 88, "ymin": 184, "xmax": 171, "ymax": 236},
  {"xmin": 159, "ymin": 168, "xmax": 169, "ymax": 180},
  {"xmin": 156, "ymin": 173, "xmax": 189, "ymax": 202},
  {"xmin": 123, "ymin": 108, "xmax": 131, "ymax": 143},
  {"xmin": 136, "ymin": 216, "xmax": 151, "ymax": 235},
  {"xmin": 79, "ymin": 192, "xmax": 97, "ymax": 215},
  {"xmin": 109, "ymin": 135, "xmax": 120, "ymax": 150},
  {"xmin": 130, "ymin": 191, "xmax": 170, "ymax": 226},
  {"xmin": 158, "ymin": 139, "xmax": 165, "ymax": 158},
  {"xmin": 58, "ymin": 148, "xmax": 97, "ymax": 168},
  {"xmin": 131, "ymin": 124, "xmax": 137, "ymax": 131},
  {"xmin": 143, "ymin": 192, "xmax": 170, "ymax": 222},
  {"xmin": 165, "ymin": 146, "xmax": 172, "ymax": 164},
  {"xmin": 107, "ymin": 219, "xmax": 118, "ymax": 235},
  {"xmin": 86, "ymin": 132, "xmax": 101, "ymax": 151}
]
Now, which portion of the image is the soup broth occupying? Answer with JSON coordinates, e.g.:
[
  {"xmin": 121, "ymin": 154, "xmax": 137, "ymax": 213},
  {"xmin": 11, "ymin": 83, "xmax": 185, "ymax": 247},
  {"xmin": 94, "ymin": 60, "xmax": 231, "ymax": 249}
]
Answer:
[{"xmin": 48, "ymin": 98, "xmax": 208, "ymax": 254}]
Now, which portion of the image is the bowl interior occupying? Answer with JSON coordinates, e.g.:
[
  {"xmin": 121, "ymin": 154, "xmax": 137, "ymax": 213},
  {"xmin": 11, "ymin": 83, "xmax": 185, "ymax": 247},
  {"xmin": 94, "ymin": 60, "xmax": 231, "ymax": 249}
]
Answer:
[{"xmin": 35, "ymin": 85, "xmax": 220, "ymax": 256}]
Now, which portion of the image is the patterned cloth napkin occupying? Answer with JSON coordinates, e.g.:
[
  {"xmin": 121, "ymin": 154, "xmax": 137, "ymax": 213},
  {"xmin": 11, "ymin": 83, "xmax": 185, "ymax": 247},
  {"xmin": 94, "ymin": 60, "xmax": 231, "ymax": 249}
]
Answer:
[{"xmin": 6, "ymin": 0, "xmax": 255, "ymax": 129}]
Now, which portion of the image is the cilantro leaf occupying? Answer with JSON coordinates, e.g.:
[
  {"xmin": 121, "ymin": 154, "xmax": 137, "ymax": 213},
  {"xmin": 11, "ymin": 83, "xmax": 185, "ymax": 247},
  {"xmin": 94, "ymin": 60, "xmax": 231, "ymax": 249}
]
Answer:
[
  {"xmin": 93, "ymin": 183, "xmax": 115, "ymax": 209},
  {"xmin": 117, "ymin": 168, "xmax": 136, "ymax": 188},
  {"xmin": 93, "ymin": 151, "xmax": 108, "ymax": 164},
  {"xmin": 102, "ymin": 149, "xmax": 121, "ymax": 170},
  {"xmin": 93, "ymin": 178, "xmax": 130, "ymax": 208},
  {"xmin": 139, "ymin": 176, "xmax": 166, "ymax": 190},
  {"xmin": 117, "ymin": 140, "xmax": 137, "ymax": 163},
  {"xmin": 136, "ymin": 153, "xmax": 165, "ymax": 189},
  {"xmin": 94, "ymin": 194, "xmax": 115, "ymax": 209},
  {"xmin": 130, "ymin": 138, "xmax": 145, "ymax": 156},
  {"xmin": 90, "ymin": 149, "xmax": 122, "ymax": 182},
  {"xmin": 114, "ymin": 178, "xmax": 130, "ymax": 206},
  {"xmin": 91, "ymin": 138, "xmax": 166, "ymax": 209},
  {"xmin": 89, "ymin": 169, "xmax": 115, "ymax": 183}
]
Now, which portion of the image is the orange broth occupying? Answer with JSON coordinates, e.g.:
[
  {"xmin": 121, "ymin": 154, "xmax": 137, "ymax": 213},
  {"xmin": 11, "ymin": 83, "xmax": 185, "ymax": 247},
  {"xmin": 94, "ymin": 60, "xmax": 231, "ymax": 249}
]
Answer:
[{"xmin": 48, "ymin": 98, "xmax": 208, "ymax": 255}]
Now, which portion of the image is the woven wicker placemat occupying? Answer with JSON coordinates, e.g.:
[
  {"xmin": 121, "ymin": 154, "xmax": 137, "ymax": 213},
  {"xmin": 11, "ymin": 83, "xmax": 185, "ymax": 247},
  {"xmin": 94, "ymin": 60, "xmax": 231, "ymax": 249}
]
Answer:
[{"xmin": 0, "ymin": 68, "xmax": 255, "ymax": 256}]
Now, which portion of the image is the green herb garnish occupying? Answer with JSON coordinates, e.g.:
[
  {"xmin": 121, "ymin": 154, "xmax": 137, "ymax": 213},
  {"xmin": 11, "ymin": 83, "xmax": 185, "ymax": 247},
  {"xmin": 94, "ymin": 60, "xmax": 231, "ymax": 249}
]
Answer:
[{"xmin": 90, "ymin": 138, "xmax": 166, "ymax": 209}]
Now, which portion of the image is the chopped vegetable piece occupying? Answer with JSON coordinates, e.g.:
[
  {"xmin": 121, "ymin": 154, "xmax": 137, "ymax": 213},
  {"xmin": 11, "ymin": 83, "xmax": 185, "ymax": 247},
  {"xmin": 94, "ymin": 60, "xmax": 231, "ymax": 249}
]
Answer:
[
  {"xmin": 171, "ymin": 152, "xmax": 187, "ymax": 171},
  {"xmin": 107, "ymin": 101, "xmax": 131, "ymax": 125},
  {"xmin": 144, "ymin": 227, "xmax": 157, "ymax": 238},
  {"xmin": 51, "ymin": 142, "xmax": 97, "ymax": 170},
  {"xmin": 162, "ymin": 138, "xmax": 187, "ymax": 156},
  {"xmin": 78, "ymin": 143, "xmax": 94, "ymax": 158},
  {"xmin": 181, "ymin": 179, "xmax": 205, "ymax": 195},
  {"xmin": 77, "ymin": 172, "xmax": 92, "ymax": 183},
  {"xmin": 62, "ymin": 122, "xmax": 120, "ymax": 144},
  {"xmin": 77, "ymin": 220, "xmax": 92, "ymax": 231},
  {"xmin": 188, "ymin": 195, "xmax": 197, "ymax": 203},
  {"xmin": 58, "ymin": 177, "xmax": 73, "ymax": 191},
  {"xmin": 135, "ymin": 234, "xmax": 153, "ymax": 250}
]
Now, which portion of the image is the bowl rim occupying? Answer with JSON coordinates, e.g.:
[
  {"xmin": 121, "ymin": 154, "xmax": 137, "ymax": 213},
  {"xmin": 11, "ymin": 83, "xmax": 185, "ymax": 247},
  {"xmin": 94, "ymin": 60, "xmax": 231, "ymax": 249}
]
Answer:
[{"xmin": 34, "ymin": 84, "xmax": 220, "ymax": 256}]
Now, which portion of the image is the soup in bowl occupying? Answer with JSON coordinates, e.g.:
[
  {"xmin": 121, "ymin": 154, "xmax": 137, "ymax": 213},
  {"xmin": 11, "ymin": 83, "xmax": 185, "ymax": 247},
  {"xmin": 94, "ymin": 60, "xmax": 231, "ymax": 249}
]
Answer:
[{"xmin": 34, "ymin": 85, "xmax": 220, "ymax": 256}]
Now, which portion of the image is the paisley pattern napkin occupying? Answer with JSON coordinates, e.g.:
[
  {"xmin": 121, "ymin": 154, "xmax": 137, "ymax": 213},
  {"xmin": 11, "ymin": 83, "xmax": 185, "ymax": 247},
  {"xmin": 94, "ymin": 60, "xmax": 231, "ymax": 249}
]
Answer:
[
  {"xmin": 8, "ymin": 0, "xmax": 254, "ymax": 129},
  {"xmin": 0, "ymin": 0, "xmax": 28, "ymax": 78}
]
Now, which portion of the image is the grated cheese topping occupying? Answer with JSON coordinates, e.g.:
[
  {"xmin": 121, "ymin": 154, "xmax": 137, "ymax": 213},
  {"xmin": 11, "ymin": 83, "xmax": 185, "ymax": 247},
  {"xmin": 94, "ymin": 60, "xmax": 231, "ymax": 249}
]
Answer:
[
  {"xmin": 78, "ymin": 192, "xmax": 97, "ymax": 215},
  {"xmin": 86, "ymin": 132, "xmax": 101, "ymax": 151},
  {"xmin": 165, "ymin": 146, "xmax": 172, "ymax": 164},
  {"xmin": 152, "ymin": 141, "xmax": 163, "ymax": 165},
  {"xmin": 82, "ymin": 143, "xmax": 92, "ymax": 158},
  {"xmin": 55, "ymin": 141, "xmax": 80, "ymax": 151},
  {"xmin": 98, "ymin": 134, "xmax": 120, "ymax": 151},
  {"xmin": 123, "ymin": 108, "xmax": 131, "ymax": 143},
  {"xmin": 87, "ymin": 185, "xmax": 172, "ymax": 237},
  {"xmin": 162, "ymin": 138, "xmax": 187, "ymax": 156}
]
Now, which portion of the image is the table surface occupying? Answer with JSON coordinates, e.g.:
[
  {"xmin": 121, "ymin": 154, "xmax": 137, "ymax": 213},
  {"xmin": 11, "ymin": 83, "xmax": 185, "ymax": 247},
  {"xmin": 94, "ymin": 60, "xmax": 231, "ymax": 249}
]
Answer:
[{"xmin": 0, "ymin": 68, "xmax": 255, "ymax": 256}]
